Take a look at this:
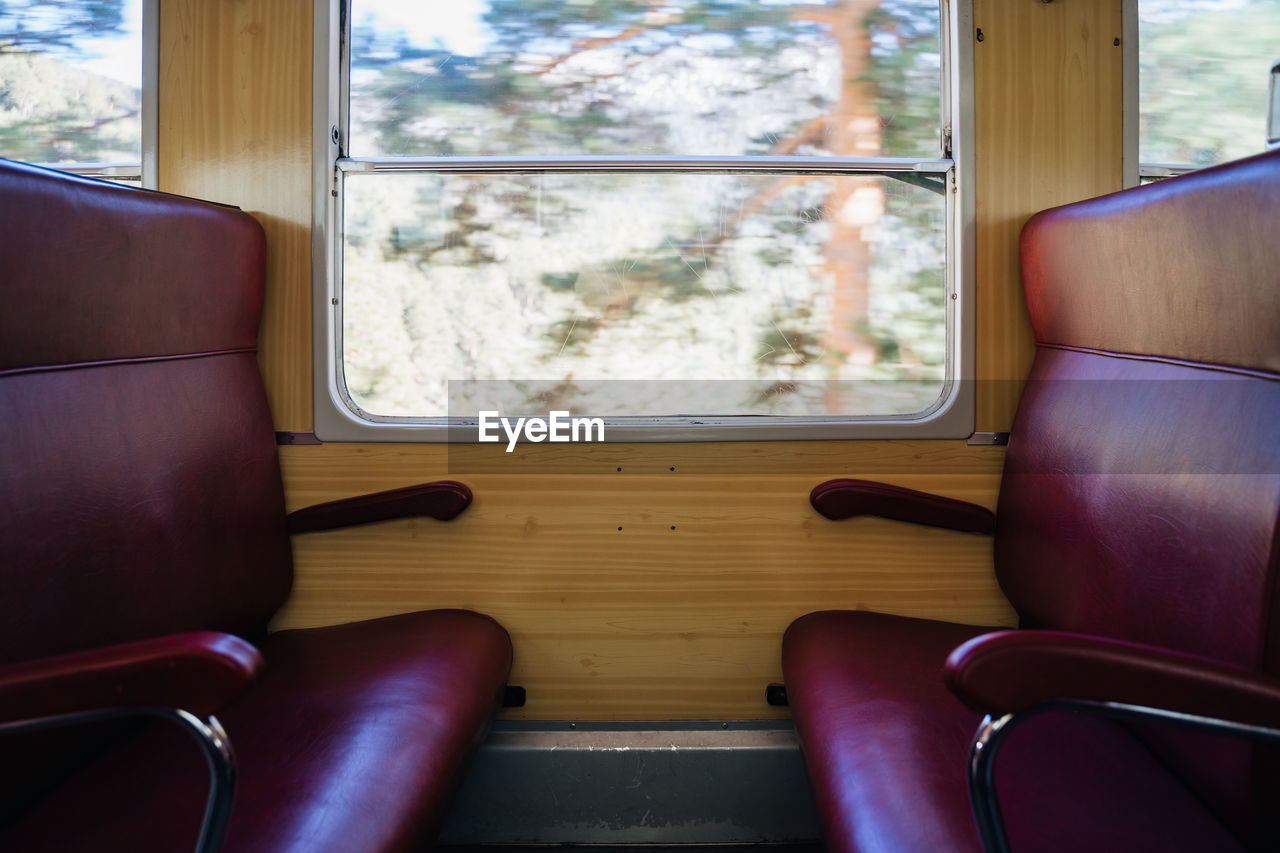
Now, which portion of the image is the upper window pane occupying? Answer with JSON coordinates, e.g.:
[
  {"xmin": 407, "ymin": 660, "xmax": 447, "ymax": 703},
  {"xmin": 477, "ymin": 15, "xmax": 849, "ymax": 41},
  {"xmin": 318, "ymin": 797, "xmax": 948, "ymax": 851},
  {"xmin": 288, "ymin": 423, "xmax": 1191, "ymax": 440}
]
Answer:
[
  {"xmin": 1139, "ymin": 0, "xmax": 1278, "ymax": 167},
  {"xmin": 349, "ymin": 0, "xmax": 942, "ymax": 158},
  {"xmin": 0, "ymin": 0, "xmax": 142, "ymax": 165}
]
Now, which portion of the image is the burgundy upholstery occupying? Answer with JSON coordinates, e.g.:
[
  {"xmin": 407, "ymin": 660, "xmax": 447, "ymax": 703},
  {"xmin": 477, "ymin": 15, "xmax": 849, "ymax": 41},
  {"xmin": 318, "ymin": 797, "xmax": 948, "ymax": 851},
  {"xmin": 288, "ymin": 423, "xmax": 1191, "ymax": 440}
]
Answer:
[
  {"xmin": 945, "ymin": 631, "xmax": 1280, "ymax": 729},
  {"xmin": 2, "ymin": 612, "xmax": 513, "ymax": 852},
  {"xmin": 784, "ymin": 613, "xmax": 1240, "ymax": 852},
  {"xmin": 0, "ymin": 633, "xmax": 263, "ymax": 723},
  {"xmin": 0, "ymin": 165, "xmax": 290, "ymax": 662},
  {"xmin": 0, "ymin": 160, "xmax": 513, "ymax": 851},
  {"xmin": 287, "ymin": 480, "xmax": 474, "ymax": 533},
  {"xmin": 810, "ymin": 479, "xmax": 996, "ymax": 533},
  {"xmin": 784, "ymin": 148, "xmax": 1280, "ymax": 852}
]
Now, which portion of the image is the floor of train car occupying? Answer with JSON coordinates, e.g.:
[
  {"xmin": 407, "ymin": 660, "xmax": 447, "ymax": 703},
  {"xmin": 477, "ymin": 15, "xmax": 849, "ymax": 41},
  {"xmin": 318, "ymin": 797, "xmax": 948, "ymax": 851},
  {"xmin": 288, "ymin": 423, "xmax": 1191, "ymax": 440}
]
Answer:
[
  {"xmin": 440, "ymin": 840, "xmax": 819, "ymax": 845},
  {"xmin": 436, "ymin": 721, "xmax": 822, "ymax": 846}
]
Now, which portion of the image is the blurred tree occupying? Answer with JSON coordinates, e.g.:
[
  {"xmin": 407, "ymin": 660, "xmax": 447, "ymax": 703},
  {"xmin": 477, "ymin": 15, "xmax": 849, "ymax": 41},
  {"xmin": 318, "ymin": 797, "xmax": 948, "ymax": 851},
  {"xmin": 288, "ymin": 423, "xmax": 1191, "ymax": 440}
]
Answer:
[
  {"xmin": 0, "ymin": 0, "xmax": 126, "ymax": 54},
  {"xmin": 1140, "ymin": 0, "xmax": 1278, "ymax": 165},
  {"xmin": 0, "ymin": 0, "xmax": 139, "ymax": 163},
  {"xmin": 352, "ymin": 0, "xmax": 942, "ymax": 373}
]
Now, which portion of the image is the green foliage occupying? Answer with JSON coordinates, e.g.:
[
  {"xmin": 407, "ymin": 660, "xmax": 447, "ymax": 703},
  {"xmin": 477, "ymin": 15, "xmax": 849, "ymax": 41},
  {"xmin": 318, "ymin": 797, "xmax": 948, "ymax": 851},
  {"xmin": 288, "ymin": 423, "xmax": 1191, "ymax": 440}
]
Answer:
[
  {"xmin": 865, "ymin": 0, "xmax": 943, "ymax": 158},
  {"xmin": 542, "ymin": 315, "xmax": 603, "ymax": 357},
  {"xmin": 0, "ymin": 1, "xmax": 138, "ymax": 162},
  {"xmin": 611, "ymin": 250, "xmax": 710, "ymax": 298},
  {"xmin": 756, "ymin": 307, "xmax": 820, "ymax": 368},
  {"xmin": 0, "ymin": 49, "xmax": 138, "ymax": 162},
  {"xmin": 351, "ymin": 0, "xmax": 834, "ymax": 157},
  {"xmin": 1139, "ymin": 0, "xmax": 1279, "ymax": 164},
  {"xmin": 482, "ymin": 0, "xmax": 795, "ymax": 51},
  {"xmin": 541, "ymin": 272, "xmax": 580, "ymax": 290}
]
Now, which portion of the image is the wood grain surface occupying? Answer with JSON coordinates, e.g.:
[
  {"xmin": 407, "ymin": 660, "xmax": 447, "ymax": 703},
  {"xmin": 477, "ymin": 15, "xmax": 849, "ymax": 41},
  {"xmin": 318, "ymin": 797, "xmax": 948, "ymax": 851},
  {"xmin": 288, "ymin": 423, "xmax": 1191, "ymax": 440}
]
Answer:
[{"xmin": 974, "ymin": 0, "xmax": 1124, "ymax": 430}]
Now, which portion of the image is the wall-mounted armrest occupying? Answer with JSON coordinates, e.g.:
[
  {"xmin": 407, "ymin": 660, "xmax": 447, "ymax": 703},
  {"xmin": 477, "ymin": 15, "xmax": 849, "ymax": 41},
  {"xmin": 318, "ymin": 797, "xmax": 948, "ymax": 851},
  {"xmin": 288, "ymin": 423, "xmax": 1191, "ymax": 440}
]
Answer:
[
  {"xmin": 287, "ymin": 480, "xmax": 473, "ymax": 534},
  {"xmin": 945, "ymin": 630, "xmax": 1280, "ymax": 730},
  {"xmin": 810, "ymin": 479, "xmax": 995, "ymax": 534},
  {"xmin": 0, "ymin": 632, "xmax": 262, "ymax": 726}
]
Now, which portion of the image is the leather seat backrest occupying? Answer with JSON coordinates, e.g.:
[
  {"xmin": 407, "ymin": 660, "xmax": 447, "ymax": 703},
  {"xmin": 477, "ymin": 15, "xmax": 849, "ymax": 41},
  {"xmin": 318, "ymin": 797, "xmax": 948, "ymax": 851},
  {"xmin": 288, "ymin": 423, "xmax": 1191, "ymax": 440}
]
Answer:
[
  {"xmin": 995, "ymin": 148, "xmax": 1280, "ymax": 840},
  {"xmin": 0, "ymin": 161, "xmax": 293, "ymax": 665}
]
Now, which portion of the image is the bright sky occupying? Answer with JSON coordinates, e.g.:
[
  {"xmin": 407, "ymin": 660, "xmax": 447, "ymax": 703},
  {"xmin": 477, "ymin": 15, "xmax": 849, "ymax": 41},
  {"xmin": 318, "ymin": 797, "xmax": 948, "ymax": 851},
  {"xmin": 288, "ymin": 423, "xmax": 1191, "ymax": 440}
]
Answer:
[
  {"xmin": 72, "ymin": 0, "xmax": 142, "ymax": 86},
  {"xmin": 355, "ymin": 0, "xmax": 494, "ymax": 54},
  {"xmin": 36, "ymin": 0, "xmax": 493, "ymax": 89}
]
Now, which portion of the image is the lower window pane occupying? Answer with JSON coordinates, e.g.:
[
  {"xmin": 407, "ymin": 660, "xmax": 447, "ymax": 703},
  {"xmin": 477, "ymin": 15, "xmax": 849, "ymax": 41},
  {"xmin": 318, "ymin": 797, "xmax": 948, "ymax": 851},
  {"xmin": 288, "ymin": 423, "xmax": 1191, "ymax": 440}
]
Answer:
[{"xmin": 341, "ymin": 170, "xmax": 947, "ymax": 420}]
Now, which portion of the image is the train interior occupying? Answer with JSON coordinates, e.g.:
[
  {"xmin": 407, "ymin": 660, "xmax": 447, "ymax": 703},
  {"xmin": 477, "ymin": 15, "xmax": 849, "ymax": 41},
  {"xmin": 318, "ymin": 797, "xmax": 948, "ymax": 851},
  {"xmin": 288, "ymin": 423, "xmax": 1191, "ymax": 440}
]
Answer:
[{"xmin": 1, "ymin": 1, "xmax": 1279, "ymax": 851}]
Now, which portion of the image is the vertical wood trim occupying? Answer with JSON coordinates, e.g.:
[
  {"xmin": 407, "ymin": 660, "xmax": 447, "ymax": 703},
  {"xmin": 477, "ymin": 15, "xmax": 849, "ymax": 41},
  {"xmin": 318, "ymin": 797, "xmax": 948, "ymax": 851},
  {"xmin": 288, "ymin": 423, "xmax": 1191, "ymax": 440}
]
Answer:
[
  {"xmin": 157, "ymin": 0, "xmax": 314, "ymax": 430},
  {"xmin": 973, "ymin": 0, "xmax": 1124, "ymax": 431}
]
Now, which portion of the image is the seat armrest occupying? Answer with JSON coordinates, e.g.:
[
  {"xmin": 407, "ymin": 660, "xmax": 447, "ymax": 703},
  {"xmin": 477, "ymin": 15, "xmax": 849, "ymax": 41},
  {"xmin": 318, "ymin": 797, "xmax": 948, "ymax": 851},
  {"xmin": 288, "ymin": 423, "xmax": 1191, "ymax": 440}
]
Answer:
[
  {"xmin": 287, "ymin": 480, "xmax": 473, "ymax": 533},
  {"xmin": 0, "ymin": 632, "xmax": 263, "ymax": 725},
  {"xmin": 945, "ymin": 630, "xmax": 1280, "ymax": 730},
  {"xmin": 810, "ymin": 479, "xmax": 995, "ymax": 534}
]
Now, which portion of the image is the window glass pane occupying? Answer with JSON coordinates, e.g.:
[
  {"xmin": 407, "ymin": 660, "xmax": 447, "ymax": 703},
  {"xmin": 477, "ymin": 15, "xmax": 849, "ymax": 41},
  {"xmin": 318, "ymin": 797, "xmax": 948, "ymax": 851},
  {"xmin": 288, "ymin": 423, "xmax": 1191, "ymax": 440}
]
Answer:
[
  {"xmin": 349, "ymin": 0, "xmax": 942, "ymax": 158},
  {"xmin": 0, "ymin": 0, "xmax": 142, "ymax": 165},
  {"xmin": 342, "ymin": 170, "xmax": 947, "ymax": 418},
  {"xmin": 1139, "ymin": 0, "xmax": 1279, "ymax": 166}
]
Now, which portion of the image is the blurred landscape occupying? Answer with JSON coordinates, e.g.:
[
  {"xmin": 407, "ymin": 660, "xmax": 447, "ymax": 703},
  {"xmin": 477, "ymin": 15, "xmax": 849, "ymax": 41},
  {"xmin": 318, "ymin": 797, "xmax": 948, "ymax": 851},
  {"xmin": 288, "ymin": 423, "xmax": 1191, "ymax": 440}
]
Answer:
[
  {"xmin": 0, "ymin": 0, "xmax": 140, "ymax": 163},
  {"xmin": 344, "ymin": 0, "xmax": 950, "ymax": 420}
]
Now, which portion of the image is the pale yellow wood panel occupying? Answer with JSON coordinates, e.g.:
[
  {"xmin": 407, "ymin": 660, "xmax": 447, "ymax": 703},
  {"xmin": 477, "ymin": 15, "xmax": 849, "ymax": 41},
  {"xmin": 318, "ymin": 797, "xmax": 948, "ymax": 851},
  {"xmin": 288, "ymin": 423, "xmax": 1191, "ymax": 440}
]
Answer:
[
  {"xmin": 274, "ymin": 469, "xmax": 1014, "ymax": 719},
  {"xmin": 277, "ymin": 439, "xmax": 1007, "ymax": 508},
  {"xmin": 973, "ymin": 0, "xmax": 1124, "ymax": 430},
  {"xmin": 157, "ymin": 0, "xmax": 313, "ymax": 431}
]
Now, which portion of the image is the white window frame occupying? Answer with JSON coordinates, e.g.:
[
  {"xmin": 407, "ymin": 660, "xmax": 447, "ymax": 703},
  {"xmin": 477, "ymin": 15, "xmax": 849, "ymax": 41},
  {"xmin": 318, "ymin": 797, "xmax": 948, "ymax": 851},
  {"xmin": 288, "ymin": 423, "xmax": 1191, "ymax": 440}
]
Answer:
[
  {"xmin": 23, "ymin": 0, "xmax": 158, "ymax": 189},
  {"xmin": 311, "ymin": 0, "xmax": 975, "ymax": 442}
]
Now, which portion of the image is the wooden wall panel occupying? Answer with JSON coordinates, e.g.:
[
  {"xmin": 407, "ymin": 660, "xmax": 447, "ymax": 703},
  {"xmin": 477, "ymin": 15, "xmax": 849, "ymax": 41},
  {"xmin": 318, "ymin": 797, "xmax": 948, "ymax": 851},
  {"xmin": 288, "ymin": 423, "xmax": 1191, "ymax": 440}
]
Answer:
[
  {"xmin": 973, "ymin": 0, "xmax": 1124, "ymax": 430},
  {"xmin": 154, "ymin": 0, "xmax": 1125, "ymax": 719},
  {"xmin": 157, "ymin": 0, "xmax": 313, "ymax": 430},
  {"xmin": 276, "ymin": 442, "xmax": 1014, "ymax": 720}
]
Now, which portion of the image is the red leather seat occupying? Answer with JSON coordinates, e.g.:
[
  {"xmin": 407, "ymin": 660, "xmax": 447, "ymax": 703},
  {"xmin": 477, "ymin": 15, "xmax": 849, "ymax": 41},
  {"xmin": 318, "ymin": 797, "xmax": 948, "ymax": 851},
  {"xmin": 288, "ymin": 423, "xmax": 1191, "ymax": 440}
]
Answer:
[
  {"xmin": 783, "ymin": 148, "xmax": 1280, "ymax": 852},
  {"xmin": 0, "ymin": 160, "xmax": 513, "ymax": 852}
]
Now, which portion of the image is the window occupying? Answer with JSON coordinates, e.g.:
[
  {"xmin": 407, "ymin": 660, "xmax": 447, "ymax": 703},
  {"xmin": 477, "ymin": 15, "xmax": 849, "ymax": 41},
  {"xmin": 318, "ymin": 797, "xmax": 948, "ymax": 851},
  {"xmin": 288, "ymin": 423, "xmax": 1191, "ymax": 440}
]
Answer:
[
  {"xmin": 1137, "ymin": 0, "xmax": 1278, "ymax": 180},
  {"xmin": 0, "ymin": 0, "xmax": 151, "ymax": 184},
  {"xmin": 316, "ymin": 0, "xmax": 972, "ymax": 440}
]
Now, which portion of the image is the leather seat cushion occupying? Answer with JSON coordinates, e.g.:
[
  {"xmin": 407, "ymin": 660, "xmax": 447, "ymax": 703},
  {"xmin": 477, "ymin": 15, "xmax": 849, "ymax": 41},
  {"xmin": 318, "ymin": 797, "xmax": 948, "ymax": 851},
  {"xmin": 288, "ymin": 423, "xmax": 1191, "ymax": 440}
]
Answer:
[
  {"xmin": 783, "ymin": 610, "xmax": 1240, "ymax": 853},
  {"xmin": 0, "ymin": 610, "xmax": 513, "ymax": 853}
]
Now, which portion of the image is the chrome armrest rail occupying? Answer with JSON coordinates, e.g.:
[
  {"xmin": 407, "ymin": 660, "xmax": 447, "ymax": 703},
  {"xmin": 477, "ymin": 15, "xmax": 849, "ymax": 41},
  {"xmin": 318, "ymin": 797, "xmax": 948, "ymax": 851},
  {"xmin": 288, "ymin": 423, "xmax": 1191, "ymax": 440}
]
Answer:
[
  {"xmin": 0, "ymin": 706, "xmax": 236, "ymax": 853},
  {"xmin": 968, "ymin": 699, "xmax": 1280, "ymax": 853}
]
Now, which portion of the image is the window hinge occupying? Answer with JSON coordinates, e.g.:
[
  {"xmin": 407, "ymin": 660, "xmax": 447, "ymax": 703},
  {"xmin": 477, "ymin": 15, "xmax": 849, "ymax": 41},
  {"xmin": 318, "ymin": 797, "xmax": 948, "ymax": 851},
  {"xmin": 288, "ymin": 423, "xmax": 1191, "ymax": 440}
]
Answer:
[{"xmin": 942, "ymin": 124, "xmax": 953, "ymax": 159}]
